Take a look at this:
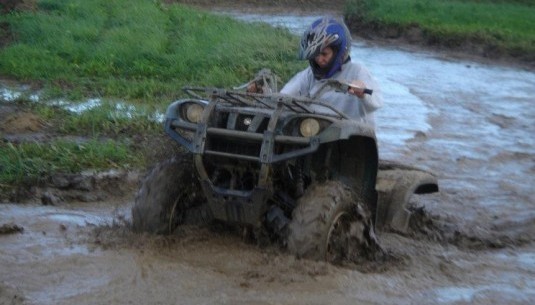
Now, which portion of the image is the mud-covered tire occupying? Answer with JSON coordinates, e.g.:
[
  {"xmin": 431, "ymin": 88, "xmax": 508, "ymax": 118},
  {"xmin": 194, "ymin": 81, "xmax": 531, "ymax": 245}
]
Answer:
[
  {"xmin": 131, "ymin": 154, "xmax": 210, "ymax": 234},
  {"xmin": 287, "ymin": 181, "xmax": 378, "ymax": 263}
]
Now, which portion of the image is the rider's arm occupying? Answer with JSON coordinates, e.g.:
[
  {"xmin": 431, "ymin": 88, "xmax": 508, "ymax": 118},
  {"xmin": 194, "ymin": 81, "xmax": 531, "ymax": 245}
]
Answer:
[{"xmin": 346, "ymin": 64, "xmax": 383, "ymax": 113}]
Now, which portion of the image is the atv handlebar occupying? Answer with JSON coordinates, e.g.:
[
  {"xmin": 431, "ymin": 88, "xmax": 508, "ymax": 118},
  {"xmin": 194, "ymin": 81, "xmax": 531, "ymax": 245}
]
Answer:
[
  {"xmin": 324, "ymin": 79, "xmax": 373, "ymax": 96},
  {"xmin": 180, "ymin": 77, "xmax": 373, "ymax": 119}
]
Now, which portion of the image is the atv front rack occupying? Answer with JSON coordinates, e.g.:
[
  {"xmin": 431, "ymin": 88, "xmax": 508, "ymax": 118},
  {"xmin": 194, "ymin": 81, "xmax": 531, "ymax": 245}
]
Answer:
[{"xmin": 182, "ymin": 86, "xmax": 349, "ymax": 119}]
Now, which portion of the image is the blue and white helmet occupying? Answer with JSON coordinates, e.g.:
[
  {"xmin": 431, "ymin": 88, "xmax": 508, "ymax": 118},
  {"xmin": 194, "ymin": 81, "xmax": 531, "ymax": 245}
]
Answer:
[{"xmin": 299, "ymin": 17, "xmax": 351, "ymax": 79}]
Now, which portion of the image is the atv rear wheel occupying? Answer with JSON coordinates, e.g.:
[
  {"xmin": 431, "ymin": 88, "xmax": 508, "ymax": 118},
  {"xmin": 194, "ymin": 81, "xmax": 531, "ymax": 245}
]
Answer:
[
  {"xmin": 132, "ymin": 154, "xmax": 210, "ymax": 234},
  {"xmin": 287, "ymin": 181, "xmax": 378, "ymax": 263}
]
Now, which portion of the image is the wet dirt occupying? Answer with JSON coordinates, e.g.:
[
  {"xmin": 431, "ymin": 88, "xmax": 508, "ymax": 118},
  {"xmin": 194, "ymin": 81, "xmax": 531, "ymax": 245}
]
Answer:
[
  {"xmin": 1, "ymin": 2, "xmax": 535, "ymax": 305},
  {"xmin": 1, "ymin": 197, "xmax": 534, "ymax": 305}
]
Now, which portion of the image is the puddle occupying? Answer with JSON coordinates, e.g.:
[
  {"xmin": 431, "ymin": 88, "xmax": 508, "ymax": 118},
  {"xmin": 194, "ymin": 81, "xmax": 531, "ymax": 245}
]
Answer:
[{"xmin": 433, "ymin": 284, "xmax": 535, "ymax": 304}]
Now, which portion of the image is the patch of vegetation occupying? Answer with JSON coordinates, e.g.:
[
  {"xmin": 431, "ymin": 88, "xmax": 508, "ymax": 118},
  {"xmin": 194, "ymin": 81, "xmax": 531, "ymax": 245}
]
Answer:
[
  {"xmin": 344, "ymin": 0, "xmax": 535, "ymax": 63},
  {"xmin": 0, "ymin": 98, "xmax": 169, "ymax": 189},
  {"xmin": 0, "ymin": 139, "xmax": 140, "ymax": 186}
]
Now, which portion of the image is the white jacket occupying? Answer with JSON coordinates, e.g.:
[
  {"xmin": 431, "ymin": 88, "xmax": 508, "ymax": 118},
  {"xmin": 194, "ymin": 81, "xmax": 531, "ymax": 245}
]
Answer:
[{"xmin": 280, "ymin": 61, "xmax": 383, "ymax": 128}]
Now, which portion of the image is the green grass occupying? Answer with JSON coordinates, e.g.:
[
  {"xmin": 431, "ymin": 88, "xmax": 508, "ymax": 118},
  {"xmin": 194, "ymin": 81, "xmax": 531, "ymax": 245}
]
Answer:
[
  {"xmin": 0, "ymin": 0, "xmax": 304, "ymax": 106},
  {"xmin": 0, "ymin": 139, "xmax": 140, "ymax": 186},
  {"xmin": 345, "ymin": 0, "xmax": 535, "ymax": 56}
]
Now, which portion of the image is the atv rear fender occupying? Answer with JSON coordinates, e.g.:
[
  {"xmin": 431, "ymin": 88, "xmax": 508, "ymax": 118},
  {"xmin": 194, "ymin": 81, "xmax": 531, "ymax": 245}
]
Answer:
[{"xmin": 375, "ymin": 161, "xmax": 439, "ymax": 233}]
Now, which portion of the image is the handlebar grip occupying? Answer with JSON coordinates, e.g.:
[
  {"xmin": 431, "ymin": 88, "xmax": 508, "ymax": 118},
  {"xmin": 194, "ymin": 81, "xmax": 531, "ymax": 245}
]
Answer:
[{"xmin": 364, "ymin": 88, "xmax": 373, "ymax": 95}]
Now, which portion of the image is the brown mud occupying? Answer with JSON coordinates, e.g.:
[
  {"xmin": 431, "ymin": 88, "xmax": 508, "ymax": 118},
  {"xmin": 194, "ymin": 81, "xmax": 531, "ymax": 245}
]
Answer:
[{"xmin": 1, "ymin": 195, "xmax": 533, "ymax": 304}]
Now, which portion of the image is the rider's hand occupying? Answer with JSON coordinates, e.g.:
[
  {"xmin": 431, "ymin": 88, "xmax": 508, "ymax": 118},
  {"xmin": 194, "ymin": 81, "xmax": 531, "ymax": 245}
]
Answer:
[
  {"xmin": 247, "ymin": 81, "xmax": 263, "ymax": 93},
  {"xmin": 348, "ymin": 80, "xmax": 366, "ymax": 98}
]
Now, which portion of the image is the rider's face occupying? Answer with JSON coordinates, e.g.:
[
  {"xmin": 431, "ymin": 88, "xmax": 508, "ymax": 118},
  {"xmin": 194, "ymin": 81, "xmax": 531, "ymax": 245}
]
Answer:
[{"xmin": 314, "ymin": 47, "xmax": 334, "ymax": 68}]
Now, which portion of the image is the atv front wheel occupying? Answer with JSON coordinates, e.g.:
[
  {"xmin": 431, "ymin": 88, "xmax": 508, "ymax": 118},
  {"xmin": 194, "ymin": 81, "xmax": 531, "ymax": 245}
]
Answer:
[
  {"xmin": 287, "ymin": 181, "xmax": 378, "ymax": 263},
  {"xmin": 132, "ymin": 154, "xmax": 210, "ymax": 234}
]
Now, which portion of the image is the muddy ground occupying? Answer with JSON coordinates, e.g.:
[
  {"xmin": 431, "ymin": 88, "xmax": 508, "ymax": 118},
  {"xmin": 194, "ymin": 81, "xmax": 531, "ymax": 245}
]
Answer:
[{"xmin": 1, "ymin": 2, "xmax": 535, "ymax": 305}]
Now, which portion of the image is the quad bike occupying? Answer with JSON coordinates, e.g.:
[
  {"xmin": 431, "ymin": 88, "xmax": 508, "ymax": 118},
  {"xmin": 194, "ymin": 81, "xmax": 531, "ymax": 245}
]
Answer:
[{"xmin": 132, "ymin": 70, "xmax": 438, "ymax": 263}]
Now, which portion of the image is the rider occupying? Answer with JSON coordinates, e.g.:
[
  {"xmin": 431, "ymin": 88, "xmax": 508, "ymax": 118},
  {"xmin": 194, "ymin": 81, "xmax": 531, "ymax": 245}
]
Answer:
[{"xmin": 280, "ymin": 17, "xmax": 383, "ymax": 128}]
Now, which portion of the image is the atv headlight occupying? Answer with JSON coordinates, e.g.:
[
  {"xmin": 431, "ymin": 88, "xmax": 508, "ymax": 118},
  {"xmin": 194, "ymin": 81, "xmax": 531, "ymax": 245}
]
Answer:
[
  {"xmin": 299, "ymin": 118, "xmax": 320, "ymax": 137},
  {"xmin": 185, "ymin": 103, "xmax": 204, "ymax": 123}
]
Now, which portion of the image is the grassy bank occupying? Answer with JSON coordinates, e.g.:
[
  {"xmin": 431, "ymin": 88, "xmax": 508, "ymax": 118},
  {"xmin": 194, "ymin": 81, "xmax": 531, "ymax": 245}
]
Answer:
[{"xmin": 344, "ymin": 0, "xmax": 535, "ymax": 65}]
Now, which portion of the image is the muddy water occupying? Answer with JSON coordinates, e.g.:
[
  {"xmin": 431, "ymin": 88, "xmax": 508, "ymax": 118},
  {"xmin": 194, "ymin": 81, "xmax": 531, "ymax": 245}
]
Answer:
[{"xmin": 2, "ymin": 11, "xmax": 535, "ymax": 305}]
